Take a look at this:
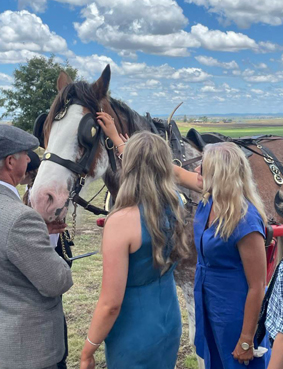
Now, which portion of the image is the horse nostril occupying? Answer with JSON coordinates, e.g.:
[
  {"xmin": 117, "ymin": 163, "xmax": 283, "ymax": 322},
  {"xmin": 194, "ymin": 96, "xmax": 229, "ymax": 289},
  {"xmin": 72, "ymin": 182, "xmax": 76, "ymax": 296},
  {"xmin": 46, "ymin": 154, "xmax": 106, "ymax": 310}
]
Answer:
[{"xmin": 47, "ymin": 193, "xmax": 54, "ymax": 205}]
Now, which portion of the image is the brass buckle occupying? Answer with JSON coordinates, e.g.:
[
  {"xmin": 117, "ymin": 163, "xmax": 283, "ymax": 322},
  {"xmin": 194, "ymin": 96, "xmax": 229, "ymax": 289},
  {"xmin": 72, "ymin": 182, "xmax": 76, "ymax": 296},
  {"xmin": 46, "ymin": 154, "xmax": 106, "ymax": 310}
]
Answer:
[
  {"xmin": 274, "ymin": 174, "xmax": 283, "ymax": 185},
  {"xmin": 105, "ymin": 137, "xmax": 114, "ymax": 150},
  {"xmin": 80, "ymin": 176, "xmax": 86, "ymax": 186},
  {"xmin": 54, "ymin": 99, "xmax": 71, "ymax": 120},
  {"xmin": 264, "ymin": 155, "xmax": 274, "ymax": 164},
  {"xmin": 270, "ymin": 164, "xmax": 280, "ymax": 175}
]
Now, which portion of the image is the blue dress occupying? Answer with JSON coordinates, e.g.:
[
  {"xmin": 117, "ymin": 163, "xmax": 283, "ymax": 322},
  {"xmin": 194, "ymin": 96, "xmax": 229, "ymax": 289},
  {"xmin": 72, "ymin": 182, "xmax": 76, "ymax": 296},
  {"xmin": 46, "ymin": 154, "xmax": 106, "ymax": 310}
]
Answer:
[
  {"xmin": 194, "ymin": 197, "xmax": 269, "ymax": 369},
  {"xmin": 105, "ymin": 206, "xmax": 182, "ymax": 369}
]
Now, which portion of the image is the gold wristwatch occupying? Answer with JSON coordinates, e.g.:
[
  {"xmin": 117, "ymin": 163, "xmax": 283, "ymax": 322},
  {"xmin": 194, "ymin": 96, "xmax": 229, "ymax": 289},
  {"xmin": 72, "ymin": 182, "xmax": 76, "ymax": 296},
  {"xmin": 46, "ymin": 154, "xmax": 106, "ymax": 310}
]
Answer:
[{"xmin": 241, "ymin": 342, "xmax": 254, "ymax": 351}]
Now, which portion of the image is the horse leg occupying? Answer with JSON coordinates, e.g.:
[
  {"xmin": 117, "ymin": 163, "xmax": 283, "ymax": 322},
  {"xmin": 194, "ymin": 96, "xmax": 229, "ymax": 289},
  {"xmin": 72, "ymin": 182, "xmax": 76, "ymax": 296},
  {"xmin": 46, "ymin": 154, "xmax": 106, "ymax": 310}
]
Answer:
[
  {"xmin": 174, "ymin": 258, "xmax": 205, "ymax": 369},
  {"xmin": 179, "ymin": 275, "xmax": 205, "ymax": 368}
]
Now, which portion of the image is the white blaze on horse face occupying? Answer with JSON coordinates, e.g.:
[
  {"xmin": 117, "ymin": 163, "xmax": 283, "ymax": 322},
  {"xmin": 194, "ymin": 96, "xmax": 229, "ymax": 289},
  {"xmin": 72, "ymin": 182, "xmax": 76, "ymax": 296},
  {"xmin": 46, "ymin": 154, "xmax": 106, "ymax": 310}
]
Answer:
[
  {"xmin": 31, "ymin": 105, "xmax": 84, "ymax": 222},
  {"xmin": 31, "ymin": 104, "xmax": 110, "ymax": 222}
]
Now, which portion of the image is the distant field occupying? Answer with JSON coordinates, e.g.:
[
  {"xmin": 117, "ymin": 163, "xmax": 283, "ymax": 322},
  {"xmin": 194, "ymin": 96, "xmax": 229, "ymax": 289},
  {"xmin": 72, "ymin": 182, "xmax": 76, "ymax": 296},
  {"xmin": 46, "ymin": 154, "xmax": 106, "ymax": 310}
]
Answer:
[{"xmin": 177, "ymin": 121, "xmax": 283, "ymax": 138}]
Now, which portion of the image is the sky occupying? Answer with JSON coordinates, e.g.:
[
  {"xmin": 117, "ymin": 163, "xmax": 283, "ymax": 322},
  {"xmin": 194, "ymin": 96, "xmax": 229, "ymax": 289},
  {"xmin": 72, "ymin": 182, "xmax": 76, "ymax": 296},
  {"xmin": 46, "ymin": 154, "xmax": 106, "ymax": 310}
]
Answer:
[{"xmin": 1, "ymin": 0, "xmax": 283, "ymax": 116}]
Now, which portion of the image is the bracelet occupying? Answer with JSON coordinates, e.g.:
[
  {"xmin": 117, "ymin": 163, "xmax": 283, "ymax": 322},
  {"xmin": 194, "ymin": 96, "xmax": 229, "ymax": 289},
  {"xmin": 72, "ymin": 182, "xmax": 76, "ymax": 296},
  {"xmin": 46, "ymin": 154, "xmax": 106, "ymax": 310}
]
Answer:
[
  {"xmin": 86, "ymin": 336, "xmax": 101, "ymax": 347},
  {"xmin": 115, "ymin": 142, "xmax": 126, "ymax": 150}
]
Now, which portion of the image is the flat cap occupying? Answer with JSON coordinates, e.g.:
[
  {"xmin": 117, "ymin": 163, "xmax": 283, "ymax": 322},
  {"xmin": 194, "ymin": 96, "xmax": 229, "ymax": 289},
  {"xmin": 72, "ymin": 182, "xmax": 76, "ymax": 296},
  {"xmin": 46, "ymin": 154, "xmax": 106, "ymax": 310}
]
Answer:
[{"xmin": 0, "ymin": 124, "xmax": 39, "ymax": 159}]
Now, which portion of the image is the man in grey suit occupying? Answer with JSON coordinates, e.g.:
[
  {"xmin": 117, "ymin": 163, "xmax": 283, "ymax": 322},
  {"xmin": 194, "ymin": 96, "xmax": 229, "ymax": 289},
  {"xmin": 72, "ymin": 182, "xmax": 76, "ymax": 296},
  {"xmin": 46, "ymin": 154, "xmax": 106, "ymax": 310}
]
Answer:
[{"xmin": 0, "ymin": 124, "xmax": 73, "ymax": 369}]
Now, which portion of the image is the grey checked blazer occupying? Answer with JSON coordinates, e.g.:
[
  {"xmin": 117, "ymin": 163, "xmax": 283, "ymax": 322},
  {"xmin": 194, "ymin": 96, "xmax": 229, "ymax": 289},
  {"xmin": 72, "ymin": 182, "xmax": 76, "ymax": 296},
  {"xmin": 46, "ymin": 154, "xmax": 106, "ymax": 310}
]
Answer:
[{"xmin": 0, "ymin": 184, "xmax": 73, "ymax": 369}]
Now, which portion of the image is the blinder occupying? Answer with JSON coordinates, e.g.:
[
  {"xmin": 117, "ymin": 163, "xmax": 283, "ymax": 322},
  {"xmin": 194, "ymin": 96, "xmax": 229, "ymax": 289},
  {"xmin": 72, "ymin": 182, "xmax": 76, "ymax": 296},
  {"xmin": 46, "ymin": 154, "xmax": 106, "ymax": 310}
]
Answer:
[
  {"xmin": 33, "ymin": 113, "xmax": 48, "ymax": 148},
  {"xmin": 78, "ymin": 113, "xmax": 98, "ymax": 148}
]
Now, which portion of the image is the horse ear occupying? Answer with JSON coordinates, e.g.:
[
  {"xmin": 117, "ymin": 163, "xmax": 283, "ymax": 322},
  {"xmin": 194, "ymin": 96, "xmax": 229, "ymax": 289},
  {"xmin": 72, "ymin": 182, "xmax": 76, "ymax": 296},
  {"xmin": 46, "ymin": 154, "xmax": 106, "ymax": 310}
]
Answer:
[
  {"xmin": 92, "ymin": 64, "xmax": 111, "ymax": 99},
  {"xmin": 57, "ymin": 71, "xmax": 73, "ymax": 92}
]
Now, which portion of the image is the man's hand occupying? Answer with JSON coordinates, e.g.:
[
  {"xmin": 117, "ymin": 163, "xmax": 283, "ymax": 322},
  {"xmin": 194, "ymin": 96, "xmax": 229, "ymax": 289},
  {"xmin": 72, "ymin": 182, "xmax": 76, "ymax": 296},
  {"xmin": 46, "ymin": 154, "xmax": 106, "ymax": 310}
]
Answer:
[{"xmin": 46, "ymin": 220, "xmax": 67, "ymax": 234}]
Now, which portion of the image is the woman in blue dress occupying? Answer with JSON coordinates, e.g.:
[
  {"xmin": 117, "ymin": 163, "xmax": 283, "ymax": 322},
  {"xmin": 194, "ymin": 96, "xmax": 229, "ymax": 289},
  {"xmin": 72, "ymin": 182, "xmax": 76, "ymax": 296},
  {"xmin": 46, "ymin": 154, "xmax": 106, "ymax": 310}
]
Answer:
[
  {"xmin": 194, "ymin": 142, "xmax": 268, "ymax": 368},
  {"xmin": 80, "ymin": 128, "xmax": 191, "ymax": 369}
]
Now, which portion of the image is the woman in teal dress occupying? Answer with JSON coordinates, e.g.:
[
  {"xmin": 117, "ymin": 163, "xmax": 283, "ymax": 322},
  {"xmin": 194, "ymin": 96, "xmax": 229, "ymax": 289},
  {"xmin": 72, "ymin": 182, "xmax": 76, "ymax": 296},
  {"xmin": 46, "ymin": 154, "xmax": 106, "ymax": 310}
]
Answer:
[
  {"xmin": 194, "ymin": 142, "xmax": 269, "ymax": 368},
  {"xmin": 80, "ymin": 128, "xmax": 192, "ymax": 369}
]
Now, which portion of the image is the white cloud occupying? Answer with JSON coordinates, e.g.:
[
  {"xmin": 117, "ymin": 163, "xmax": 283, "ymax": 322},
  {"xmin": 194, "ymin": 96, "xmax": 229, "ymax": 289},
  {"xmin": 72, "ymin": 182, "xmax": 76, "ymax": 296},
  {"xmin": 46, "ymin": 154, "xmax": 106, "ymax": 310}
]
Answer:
[
  {"xmin": 191, "ymin": 24, "xmax": 257, "ymax": 52},
  {"xmin": 18, "ymin": 0, "xmax": 47, "ymax": 12},
  {"xmin": 171, "ymin": 67, "xmax": 212, "ymax": 82},
  {"xmin": 73, "ymin": 1, "xmax": 265, "ymax": 56},
  {"xmin": 201, "ymin": 85, "xmax": 221, "ymax": 93},
  {"xmin": 251, "ymin": 89, "xmax": 264, "ymax": 94},
  {"xmin": 0, "ymin": 50, "xmax": 42, "ymax": 64},
  {"xmin": 0, "ymin": 10, "xmax": 70, "ymax": 61},
  {"xmin": 68, "ymin": 54, "xmax": 119, "ymax": 80},
  {"xmin": 153, "ymin": 92, "xmax": 166, "ymax": 97},
  {"xmin": 185, "ymin": 0, "xmax": 283, "ymax": 28},
  {"xmin": 170, "ymin": 83, "xmax": 191, "ymax": 90},
  {"xmin": 253, "ymin": 63, "xmax": 268, "ymax": 69},
  {"xmin": 0, "ymin": 73, "xmax": 13, "ymax": 83},
  {"xmin": 257, "ymin": 41, "xmax": 282, "ymax": 53},
  {"xmin": 18, "ymin": 0, "xmax": 93, "ymax": 12},
  {"xmin": 119, "ymin": 62, "xmax": 212, "ymax": 82},
  {"xmin": 74, "ymin": 0, "xmax": 195, "ymax": 57},
  {"xmin": 244, "ymin": 72, "xmax": 283, "ymax": 83},
  {"xmin": 200, "ymin": 82, "xmax": 239, "ymax": 94},
  {"xmin": 195, "ymin": 55, "xmax": 239, "ymax": 69},
  {"xmin": 213, "ymin": 96, "xmax": 225, "ymax": 102},
  {"xmin": 232, "ymin": 70, "xmax": 241, "ymax": 76},
  {"xmin": 145, "ymin": 79, "xmax": 161, "ymax": 87},
  {"xmin": 242, "ymin": 69, "xmax": 255, "ymax": 77}
]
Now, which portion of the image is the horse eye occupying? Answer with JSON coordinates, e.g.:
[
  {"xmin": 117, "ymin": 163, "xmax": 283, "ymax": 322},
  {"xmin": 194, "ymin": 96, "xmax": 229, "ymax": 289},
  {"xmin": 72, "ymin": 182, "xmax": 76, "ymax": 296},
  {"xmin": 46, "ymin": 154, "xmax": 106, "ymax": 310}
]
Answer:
[{"xmin": 91, "ymin": 127, "xmax": 97, "ymax": 137}]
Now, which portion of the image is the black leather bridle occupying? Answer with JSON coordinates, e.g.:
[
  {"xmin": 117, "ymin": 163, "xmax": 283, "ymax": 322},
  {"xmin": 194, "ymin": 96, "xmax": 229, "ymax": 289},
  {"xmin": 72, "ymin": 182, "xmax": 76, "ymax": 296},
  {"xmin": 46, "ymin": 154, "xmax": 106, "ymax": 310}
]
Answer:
[{"xmin": 34, "ymin": 98, "xmax": 115, "ymax": 215}]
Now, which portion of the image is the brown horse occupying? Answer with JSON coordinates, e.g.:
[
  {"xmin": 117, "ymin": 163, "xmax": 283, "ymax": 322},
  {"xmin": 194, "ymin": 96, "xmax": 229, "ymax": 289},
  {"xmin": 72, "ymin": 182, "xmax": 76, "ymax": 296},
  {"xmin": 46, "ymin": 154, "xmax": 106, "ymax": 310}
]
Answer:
[{"xmin": 30, "ymin": 65, "xmax": 283, "ymax": 369}]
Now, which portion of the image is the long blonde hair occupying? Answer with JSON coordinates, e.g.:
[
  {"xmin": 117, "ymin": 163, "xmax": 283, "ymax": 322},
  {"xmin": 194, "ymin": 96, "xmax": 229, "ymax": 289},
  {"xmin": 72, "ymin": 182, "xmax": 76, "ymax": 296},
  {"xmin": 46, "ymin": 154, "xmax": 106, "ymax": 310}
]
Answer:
[
  {"xmin": 202, "ymin": 142, "xmax": 267, "ymax": 239},
  {"xmin": 111, "ymin": 131, "xmax": 189, "ymax": 270}
]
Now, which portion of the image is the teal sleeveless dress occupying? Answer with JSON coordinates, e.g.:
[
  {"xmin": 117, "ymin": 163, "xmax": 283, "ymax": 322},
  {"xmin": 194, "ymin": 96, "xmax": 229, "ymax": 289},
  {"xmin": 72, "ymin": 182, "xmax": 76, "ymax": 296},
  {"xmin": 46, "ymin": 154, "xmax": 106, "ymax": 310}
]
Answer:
[{"xmin": 104, "ymin": 206, "xmax": 182, "ymax": 369}]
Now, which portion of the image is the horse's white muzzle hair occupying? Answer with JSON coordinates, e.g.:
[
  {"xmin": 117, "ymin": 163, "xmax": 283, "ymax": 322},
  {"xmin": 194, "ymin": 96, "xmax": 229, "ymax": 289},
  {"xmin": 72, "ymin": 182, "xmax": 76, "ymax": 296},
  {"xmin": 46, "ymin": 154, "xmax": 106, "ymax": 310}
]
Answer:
[{"xmin": 30, "ymin": 160, "xmax": 73, "ymax": 222}]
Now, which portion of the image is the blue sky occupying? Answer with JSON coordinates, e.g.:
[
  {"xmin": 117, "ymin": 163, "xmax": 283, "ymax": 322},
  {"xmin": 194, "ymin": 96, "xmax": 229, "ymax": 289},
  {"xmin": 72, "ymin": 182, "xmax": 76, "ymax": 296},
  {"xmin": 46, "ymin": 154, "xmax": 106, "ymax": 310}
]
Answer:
[{"xmin": 1, "ymin": 0, "xmax": 283, "ymax": 116}]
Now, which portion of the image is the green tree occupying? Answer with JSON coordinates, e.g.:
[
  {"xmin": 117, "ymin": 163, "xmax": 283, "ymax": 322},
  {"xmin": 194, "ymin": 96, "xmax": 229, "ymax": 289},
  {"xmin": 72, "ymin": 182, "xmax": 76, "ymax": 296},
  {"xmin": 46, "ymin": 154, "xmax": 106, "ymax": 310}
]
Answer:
[
  {"xmin": 183, "ymin": 114, "xmax": 187, "ymax": 122},
  {"xmin": 0, "ymin": 56, "xmax": 78, "ymax": 131}
]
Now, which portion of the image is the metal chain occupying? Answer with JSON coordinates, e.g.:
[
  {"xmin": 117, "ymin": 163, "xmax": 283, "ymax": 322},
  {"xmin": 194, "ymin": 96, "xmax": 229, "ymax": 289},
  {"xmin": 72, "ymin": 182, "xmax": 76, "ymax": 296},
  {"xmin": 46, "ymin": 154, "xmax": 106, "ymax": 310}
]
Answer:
[
  {"xmin": 60, "ymin": 233, "xmax": 71, "ymax": 262},
  {"xmin": 64, "ymin": 202, "xmax": 77, "ymax": 243}
]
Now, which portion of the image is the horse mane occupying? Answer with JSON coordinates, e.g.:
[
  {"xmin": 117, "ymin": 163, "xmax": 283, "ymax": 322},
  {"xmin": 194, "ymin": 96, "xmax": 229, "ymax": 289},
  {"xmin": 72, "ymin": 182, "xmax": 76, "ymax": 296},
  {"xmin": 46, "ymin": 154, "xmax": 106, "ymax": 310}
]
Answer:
[
  {"xmin": 44, "ymin": 80, "xmax": 151, "ymax": 146},
  {"xmin": 109, "ymin": 97, "xmax": 149, "ymax": 136}
]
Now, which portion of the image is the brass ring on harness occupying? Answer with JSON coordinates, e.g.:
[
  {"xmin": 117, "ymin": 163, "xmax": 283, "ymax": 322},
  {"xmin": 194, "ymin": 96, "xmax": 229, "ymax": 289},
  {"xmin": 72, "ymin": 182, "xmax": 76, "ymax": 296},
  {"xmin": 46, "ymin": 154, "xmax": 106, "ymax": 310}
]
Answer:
[
  {"xmin": 274, "ymin": 174, "xmax": 283, "ymax": 185},
  {"xmin": 270, "ymin": 164, "xmax": 280, "ymax": 175},
  {"xmin": 264, "ymin": 155, "xmax": 274, "ymax": 164},
  {"xmin": 105, "ymin": 137, "xmax": 114, "ymax": 150},
  {"xmin": 172, "ymin": 158, "xmax": 182, "ymax": 167},
  {"xmin": 54, "ymin": 99, "xmax": 70, "ymax": 120}
]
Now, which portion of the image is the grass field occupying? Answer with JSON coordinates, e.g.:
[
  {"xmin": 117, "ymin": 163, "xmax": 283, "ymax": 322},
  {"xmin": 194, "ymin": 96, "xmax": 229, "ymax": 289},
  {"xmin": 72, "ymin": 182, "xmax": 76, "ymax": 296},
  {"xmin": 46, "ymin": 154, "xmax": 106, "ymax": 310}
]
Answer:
[
  {"xmin": 17, "ymin": 121, "xmax": 283, "ymax": 369},
  {"xmin": 177, "ymin": 121, "xmax": 283, "ymax": 138}
]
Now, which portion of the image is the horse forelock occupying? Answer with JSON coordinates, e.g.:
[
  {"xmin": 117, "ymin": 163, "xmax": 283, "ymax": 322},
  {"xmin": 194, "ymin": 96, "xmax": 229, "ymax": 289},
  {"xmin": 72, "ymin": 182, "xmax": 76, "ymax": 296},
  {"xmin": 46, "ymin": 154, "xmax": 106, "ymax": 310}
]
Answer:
[{"xmin": 44, "ymin": 81, "xmax": 101, "ymax": 147}]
